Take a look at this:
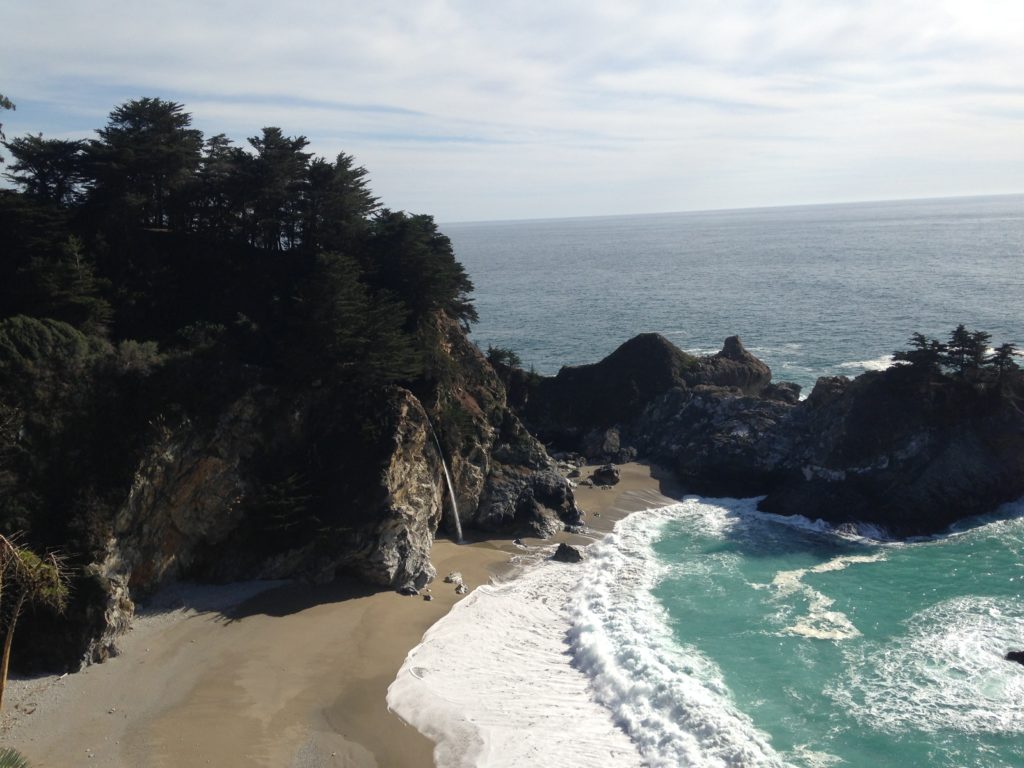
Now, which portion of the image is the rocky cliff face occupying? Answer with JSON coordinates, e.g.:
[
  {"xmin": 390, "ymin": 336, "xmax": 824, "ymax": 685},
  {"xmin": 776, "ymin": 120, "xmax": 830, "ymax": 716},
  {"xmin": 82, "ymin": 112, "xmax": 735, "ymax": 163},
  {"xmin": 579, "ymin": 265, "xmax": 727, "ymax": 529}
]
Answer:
[
  {"xmin": 757, "ymin": 369, "xmax": 1024, "ymax": 534},
  {"xmin": 48, "ymin": 314, "xmax": 578, "ymax": 669},
  {"xmin": 518, "ymin": 334, "xmax": 1024, "ymax": 537},
  {"xmin": 521, "ymin": 334, "xmax": 774, "ymax": 460},
  {"xmin": 426, "ymin": 315, "xmax": 581, "ymax": 538}
]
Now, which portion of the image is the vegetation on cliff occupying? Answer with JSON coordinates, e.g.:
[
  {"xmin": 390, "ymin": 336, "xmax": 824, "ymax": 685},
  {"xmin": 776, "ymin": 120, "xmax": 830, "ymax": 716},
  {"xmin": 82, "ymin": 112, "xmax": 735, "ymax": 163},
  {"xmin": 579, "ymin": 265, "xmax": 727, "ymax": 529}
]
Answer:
[
  {"xmin": 893, "ymin": 326, "xmax": 1019, "ymax": 380},
  {"xmin": 0, "ymin": 98, "xmax": 483, "ymax": 667}
]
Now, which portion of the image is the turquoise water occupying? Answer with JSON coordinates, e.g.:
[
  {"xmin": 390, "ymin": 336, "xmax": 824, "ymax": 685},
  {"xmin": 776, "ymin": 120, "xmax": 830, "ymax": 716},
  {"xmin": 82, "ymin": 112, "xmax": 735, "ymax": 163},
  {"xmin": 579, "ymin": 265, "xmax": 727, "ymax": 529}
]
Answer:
[
  {"xmin": 652, "ymin": 503, "xmax": 1024, "ymax": 767},
  {"xmin": 446, "ymin": 194, "xmax": 1024, "ymax": 391},
  {"xmin": 389, "ymin": 497, "xmax": 1024, "ymax": 767}
]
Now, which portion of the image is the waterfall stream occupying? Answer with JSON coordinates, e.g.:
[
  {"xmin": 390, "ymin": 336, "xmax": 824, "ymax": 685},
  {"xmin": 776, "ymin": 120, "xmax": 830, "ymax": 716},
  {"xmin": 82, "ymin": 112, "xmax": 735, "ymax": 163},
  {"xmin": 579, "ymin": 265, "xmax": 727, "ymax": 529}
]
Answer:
[{"xmin": 427, "ymin": 421, "xmax": 464, "ymax": 543}]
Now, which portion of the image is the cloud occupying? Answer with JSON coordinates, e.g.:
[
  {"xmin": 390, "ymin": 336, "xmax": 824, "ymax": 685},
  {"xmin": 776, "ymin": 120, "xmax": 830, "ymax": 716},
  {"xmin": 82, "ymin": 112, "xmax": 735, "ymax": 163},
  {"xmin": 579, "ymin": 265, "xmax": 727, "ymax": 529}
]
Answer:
[{"xmin": 3, "ymin": 0, "xmax": 1023, "ymax": 220}]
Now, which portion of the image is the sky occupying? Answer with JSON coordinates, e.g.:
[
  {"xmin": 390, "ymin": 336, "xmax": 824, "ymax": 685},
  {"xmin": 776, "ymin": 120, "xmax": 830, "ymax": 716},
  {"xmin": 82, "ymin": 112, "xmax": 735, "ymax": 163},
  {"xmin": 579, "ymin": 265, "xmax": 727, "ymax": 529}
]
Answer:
[{"xmin": 3, "ymin": 0, "xmax": 1023, "ymax": 222}]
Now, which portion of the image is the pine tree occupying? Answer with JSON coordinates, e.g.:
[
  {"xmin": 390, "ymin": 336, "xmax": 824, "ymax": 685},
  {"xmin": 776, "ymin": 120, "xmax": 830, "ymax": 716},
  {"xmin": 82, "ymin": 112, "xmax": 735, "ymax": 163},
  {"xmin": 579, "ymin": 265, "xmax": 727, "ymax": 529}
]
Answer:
[
  {"xmin": 943, "ymin": 324, "xmax": 990, "ymax": 376},
  {"xmin": 893, "ymin": 332, "xmax": 945, "ymax": 373},
  {"xmin": 3, "ymin": 135, "xmax": 86, "ymax": 206},
  {"xmin": 301, "ymin": 153, "xmax": 378, "ymax": 254},
  {"xmin": 88, "ymin": 98, "xmax": 203, "ymax": 229},
  {"xmin": 244, "ymin": 127, "xmax": 311, "ymax": 250},
  {"xmin": 987, "ymin": 342, "xmax": 1021, "ymax": 379}
]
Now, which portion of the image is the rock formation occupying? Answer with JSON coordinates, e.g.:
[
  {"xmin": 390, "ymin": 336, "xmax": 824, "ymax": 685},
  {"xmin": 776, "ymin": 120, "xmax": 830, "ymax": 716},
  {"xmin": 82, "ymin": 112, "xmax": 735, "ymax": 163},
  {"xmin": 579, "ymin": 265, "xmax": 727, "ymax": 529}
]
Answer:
[
  {"xmin": 518, "ymin": 334, "xmax": 1024, "ymax": 537},
  {"xmin": 28, "ymin": 313, "xmax": 580, "ymax": 670},
  {"xmin": 20, "ymin": 326, "xmax": 1024, "ymax": 670},
  {"xmin": 552, "ymin": 543, "xmax": 584, "ymax": 563},
  {"xmin": 591, "ymin": 464, "xmax": 621, "ymax": 486}
]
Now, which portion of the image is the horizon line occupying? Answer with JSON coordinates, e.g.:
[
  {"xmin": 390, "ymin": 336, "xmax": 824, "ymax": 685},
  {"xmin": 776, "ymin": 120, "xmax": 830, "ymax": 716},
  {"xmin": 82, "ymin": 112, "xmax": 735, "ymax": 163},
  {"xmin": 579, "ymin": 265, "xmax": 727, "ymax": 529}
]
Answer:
[{"xmin": 440, "ymin": 191, "xmax": 1024, "ymax": 228}]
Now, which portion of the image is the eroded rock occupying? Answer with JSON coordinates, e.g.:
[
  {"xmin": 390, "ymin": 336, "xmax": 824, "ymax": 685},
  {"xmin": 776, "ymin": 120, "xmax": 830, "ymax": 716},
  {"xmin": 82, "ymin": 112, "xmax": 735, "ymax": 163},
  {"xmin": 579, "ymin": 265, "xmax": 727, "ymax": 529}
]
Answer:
[
  {"xmin": 552, "ymin": 543, "xmax": 585, "ymax": 563},
  {"xmin": 592, "ymin": 464, "xmax": 621, "ymax": 486}
]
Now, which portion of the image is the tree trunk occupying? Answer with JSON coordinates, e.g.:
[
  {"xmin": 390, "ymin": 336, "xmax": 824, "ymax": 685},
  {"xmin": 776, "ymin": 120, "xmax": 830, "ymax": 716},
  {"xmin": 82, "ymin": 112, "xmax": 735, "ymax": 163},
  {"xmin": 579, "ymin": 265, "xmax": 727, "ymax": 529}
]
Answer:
[{"xmin": 0, "ymin": 591, "xmax": 26, "ymax": 712}]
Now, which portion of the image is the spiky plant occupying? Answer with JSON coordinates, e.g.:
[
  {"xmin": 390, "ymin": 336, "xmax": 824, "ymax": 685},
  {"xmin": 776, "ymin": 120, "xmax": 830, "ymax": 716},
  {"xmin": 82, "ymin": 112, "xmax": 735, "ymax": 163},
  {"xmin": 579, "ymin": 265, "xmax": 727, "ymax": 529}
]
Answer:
[
  {"xmin": 0, "ymin": 535, "xmax": 70, "ymax": 711},
  {"xmin": 0, "ymin": 747, "xmax": 31, "ymax": 768}
]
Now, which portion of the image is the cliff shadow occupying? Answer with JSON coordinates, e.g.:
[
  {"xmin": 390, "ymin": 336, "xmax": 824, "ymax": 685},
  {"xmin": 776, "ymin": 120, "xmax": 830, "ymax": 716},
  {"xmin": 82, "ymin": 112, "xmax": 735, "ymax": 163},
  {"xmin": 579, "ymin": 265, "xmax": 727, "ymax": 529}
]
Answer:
[
  {"xmin": 136, "ymin": 577, "xmax": 382, "ymax": 625},
  {"xmin": 222, "ymin": 578, "xmax": 381, "ymax": 622}
]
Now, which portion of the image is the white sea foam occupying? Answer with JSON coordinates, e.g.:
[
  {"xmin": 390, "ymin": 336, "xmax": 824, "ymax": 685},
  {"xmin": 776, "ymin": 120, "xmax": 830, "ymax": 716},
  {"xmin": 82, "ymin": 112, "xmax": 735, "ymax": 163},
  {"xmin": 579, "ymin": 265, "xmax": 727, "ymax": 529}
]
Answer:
[
  {"xmin": 759, "ymin": 553, "xmax": 886, "ymax": 640},
  {"xmin": 566, "ymin": 501, "xmax": 785, "ymax": 768},
  {"xmin": 833, "ymin": 596, "xmax": 1024, "ymax": 734},
  {"xmin": 388, "ymin": 499, "xmax": 788, "ymax": 767},
  {"xmin": 836, "ymin": 354, "xmax": 894, "ymax": 372},
  {"xmin": 387, "ymin": 561, "xmax": 642, "ymax": 768}
]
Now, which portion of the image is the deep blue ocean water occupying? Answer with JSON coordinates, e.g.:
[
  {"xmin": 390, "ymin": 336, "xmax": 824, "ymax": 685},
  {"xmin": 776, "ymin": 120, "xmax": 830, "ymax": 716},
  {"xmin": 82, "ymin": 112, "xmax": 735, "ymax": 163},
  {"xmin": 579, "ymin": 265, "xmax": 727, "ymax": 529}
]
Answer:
[
  {"xmin": 445, "ymin": 194, "xmax": 1024, "ymax": 392},
  {"xmin": 389, "ymin": 196, "xmax": 1024, "ymax": 767}
]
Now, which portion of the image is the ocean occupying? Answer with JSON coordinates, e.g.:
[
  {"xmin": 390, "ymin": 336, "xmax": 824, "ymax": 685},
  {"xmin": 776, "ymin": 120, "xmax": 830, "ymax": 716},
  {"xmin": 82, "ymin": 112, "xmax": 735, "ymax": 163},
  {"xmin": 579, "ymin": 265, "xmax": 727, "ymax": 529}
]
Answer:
[
  {"xmin": 444, "ymin": 194, "xmax": 1024, "ymax": 392},
  {"xmin": 388, "ymin": 195, "xmax": 1024, "ymax": 767}
]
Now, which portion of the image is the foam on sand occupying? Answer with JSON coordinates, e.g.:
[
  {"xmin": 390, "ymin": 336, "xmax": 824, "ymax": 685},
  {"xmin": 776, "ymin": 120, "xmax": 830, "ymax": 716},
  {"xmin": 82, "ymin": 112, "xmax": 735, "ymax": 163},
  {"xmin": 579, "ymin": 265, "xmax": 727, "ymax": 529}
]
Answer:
[
  {"xmin": 387, "ymin": 560, "xmax": 644, "ymax": 768},
  {"xmin": 388, "ymin": 500, "xmax": 788, "ymax": 768}
]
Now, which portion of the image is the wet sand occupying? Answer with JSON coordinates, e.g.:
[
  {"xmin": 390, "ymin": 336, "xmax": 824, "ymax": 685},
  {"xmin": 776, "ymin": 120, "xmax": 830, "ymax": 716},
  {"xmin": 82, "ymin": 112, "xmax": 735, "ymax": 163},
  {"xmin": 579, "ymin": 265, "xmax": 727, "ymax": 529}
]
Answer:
[{"xmin": 1, "ymin": 462, "xmax": 681, "ymax": 767}]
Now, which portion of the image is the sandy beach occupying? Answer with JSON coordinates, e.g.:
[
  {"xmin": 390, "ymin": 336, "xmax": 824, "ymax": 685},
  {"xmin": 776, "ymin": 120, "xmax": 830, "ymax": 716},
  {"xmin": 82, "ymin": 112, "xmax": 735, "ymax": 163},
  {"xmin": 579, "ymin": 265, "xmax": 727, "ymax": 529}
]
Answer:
[{"xmin": 1, "ymin": 462, "xmax": 682, "ymax": 767}]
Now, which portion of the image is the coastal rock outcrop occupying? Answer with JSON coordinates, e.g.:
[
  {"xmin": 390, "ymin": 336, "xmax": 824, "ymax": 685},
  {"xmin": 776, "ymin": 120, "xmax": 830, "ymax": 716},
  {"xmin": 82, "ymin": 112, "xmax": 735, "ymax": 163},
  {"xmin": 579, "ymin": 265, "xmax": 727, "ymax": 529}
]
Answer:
[
  {"xmin": 520, "ymin": 334, "xmax": 773, "ymax": 451},
  {"xmin": 591, "ymin": 464, "xmax": 621, "ymax": 486},
  {"xmin": 521, "ymin": 333, "xmax": 701, "ymax": 443},
  {"xmin": 694, "ymin": 335, "xmax": 772, "ymax": 395},
  {"xmin": 756, "ymin": 368, "xmax": 1024, "ymax": 534},
  {"xmin": 44, "ymin": 315, "xmax": 577, "ymax": 668},
  {"xmin": 430, "ymin": 314, "xmax": 582, "ymax": 538},
  {"xmin": 552, "ymin": 543, "xmax": 585, "ymax": 563},
  {"xmin": 513, "ymin": 333, "xmax": 1024, "ymax": 537}
]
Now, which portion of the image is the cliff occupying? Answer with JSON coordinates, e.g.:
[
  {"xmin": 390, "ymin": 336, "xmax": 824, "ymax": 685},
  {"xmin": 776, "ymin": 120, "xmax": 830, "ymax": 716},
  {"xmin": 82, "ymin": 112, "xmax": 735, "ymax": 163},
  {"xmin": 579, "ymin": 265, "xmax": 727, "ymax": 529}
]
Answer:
[
  {"xmin": 518, "ymin": 334, "xmax": 1024, "ymax": 537},
  {"xmin": 1, "ymin": 93, "xmax": 589, "ymax": 672},
  {"xmin": 7, "ymin": 313, "xmax": 578, "ymax": 671}
]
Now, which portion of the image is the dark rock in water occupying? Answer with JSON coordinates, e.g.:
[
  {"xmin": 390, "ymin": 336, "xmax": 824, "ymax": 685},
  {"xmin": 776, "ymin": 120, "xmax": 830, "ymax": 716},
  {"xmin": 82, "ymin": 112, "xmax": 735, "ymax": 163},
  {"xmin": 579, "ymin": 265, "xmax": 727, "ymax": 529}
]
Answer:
[
  {"xmin": 397, "ymin": 584, "xmax": 419, "ymax": 596},
  {"xmin": 630, "ymin": 355, "xmax": 1024, "ymax": 535},
  {"xmin": 505, "ymin": 331, "xmax": 1024, "ymax": 540},
  {"xmin": 423, "ymin": 594, "xmax": 434, "ymax": 602},
  {"xmin": 757, "ymin": 369, "xmax": 1024, "ymax": 535},
  {"xmin": 455, "ymin": 583, "xmax": 469, "ymax": 595},
  {"xmin": 1005, "ymin": 651, "xmax": 1024, "ymax": 665},
  {"xmin": 592, "ymin": 464, "xmax": 621, "ymax": 486},
  {"xmin": 552, "ymin": 543, "xmax": 585, "ymax": 563}
]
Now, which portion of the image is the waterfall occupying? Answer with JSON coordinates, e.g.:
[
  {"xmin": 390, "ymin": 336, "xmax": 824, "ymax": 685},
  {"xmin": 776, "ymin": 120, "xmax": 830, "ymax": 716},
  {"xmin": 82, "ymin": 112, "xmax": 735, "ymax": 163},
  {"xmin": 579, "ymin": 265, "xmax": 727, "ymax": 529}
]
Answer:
[{"xmin": 427, "ymin": 420, "xmax": 464, "ymax": 543}]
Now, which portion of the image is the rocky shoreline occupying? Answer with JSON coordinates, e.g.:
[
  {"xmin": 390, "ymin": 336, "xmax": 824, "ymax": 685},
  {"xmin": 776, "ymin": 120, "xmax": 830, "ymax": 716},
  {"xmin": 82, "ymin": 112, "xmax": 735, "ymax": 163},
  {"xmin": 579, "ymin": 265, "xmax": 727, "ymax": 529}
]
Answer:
[
  {"xmin": 509, "ymin": 333, "xmax": 1024, "ymax": 537},
  {"xmin": 0, "ymin": 462, "xmax": 678, "ymax": 767},
  {"xmin": 5, "ymin": 320, "xmax": 1023, "ymax": 766},
  {"xmin": 12, "ymin": 326, "xmax": 1024, "ymax": 710}
]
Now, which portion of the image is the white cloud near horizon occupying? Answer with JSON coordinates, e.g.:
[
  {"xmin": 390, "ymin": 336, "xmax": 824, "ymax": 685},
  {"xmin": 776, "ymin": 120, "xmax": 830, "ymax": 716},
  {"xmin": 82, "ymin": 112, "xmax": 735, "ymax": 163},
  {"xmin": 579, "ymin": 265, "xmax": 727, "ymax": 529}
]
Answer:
[{"xmin": 3, "ymin": 0, "xmax": 1023, "ymax": 221}]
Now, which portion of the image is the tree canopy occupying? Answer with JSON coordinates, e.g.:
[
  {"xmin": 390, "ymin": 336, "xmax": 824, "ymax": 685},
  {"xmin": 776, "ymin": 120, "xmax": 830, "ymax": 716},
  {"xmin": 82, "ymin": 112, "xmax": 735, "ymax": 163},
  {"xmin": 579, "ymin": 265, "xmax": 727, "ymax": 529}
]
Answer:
[{"xmin": 893, "ymin": 326, "xmax": 1019, "ymax": 381}]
